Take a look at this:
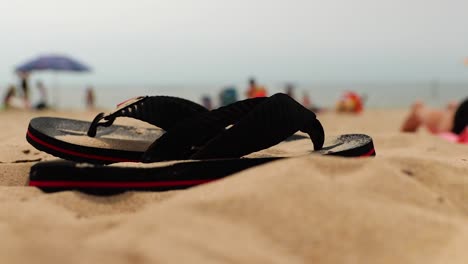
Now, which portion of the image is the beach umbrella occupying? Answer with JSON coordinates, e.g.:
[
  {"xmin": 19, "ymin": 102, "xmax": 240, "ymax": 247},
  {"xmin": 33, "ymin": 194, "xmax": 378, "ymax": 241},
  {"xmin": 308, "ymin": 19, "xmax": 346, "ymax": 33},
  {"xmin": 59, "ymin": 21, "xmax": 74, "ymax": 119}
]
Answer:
[
  {"xmin": 15, "ymin": 54, "xmax": 91, "ymax": 108},
  {"xmin": 15, "ymin": 54, "xmax": 91, "ymax": 73}
]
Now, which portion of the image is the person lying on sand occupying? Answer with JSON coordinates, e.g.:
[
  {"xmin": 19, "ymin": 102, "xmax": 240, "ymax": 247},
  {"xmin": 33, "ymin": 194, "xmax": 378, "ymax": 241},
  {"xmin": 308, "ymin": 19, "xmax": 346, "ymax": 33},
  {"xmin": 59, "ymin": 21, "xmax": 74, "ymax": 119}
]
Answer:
[{"xmin": 401, "ymin": 98, "xmax": 468, "ymax": 144}]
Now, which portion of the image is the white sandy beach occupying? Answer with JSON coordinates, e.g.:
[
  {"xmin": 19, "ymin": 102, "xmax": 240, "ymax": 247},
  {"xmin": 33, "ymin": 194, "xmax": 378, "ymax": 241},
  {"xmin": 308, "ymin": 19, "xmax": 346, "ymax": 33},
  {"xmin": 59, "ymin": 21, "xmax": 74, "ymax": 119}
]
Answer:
[{"xmin": 0, "ymin": 108, "xmax": 467, "ymax": 263}]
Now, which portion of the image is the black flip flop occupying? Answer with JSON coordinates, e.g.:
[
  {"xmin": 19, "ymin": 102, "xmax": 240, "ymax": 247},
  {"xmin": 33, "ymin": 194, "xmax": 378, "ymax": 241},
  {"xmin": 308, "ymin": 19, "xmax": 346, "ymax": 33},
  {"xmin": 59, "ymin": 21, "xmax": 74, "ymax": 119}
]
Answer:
[
  {"xmin": 29, "ymin": 133, "xmax": 375, "ymax": 195},
  {"xmin": 27, "ymin": 95, "xmax": 210, "ymax": 163},
  {"xmin": 27, "ymin": 94, "xmax": 329, "ymax": 163}
]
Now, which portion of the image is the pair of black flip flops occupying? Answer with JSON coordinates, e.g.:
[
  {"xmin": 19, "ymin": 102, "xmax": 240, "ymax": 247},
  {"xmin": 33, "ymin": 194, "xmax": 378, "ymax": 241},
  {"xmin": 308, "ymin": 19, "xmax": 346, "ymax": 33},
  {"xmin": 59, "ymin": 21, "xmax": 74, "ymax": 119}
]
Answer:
[{"xmin": 27, "ymin": 93, "xmax": 376, "ymax": 195}]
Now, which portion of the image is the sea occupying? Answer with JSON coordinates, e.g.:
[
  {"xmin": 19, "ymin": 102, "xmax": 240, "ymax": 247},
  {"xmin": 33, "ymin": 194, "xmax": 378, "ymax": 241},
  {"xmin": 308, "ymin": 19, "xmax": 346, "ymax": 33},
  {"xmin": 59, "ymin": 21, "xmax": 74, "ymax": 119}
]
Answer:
[{"xmin": 9, "ymin": 81, "xmax": 468, "ymax": 111}]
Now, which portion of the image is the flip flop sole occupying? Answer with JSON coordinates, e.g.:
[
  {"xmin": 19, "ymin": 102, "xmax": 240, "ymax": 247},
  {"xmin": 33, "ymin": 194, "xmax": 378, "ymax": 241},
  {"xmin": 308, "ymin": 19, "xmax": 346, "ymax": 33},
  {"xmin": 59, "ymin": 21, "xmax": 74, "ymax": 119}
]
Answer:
[
  {"xmin": 27, "ymin": 117, "xmax": 375, "ymax": 164},
  {"xmin": 29, "ymin": 134, "xmax": 375, "ymax": 194},
  {"xmin": 27, "ymin": 117, "xmax": 163, "ymax": 163}
]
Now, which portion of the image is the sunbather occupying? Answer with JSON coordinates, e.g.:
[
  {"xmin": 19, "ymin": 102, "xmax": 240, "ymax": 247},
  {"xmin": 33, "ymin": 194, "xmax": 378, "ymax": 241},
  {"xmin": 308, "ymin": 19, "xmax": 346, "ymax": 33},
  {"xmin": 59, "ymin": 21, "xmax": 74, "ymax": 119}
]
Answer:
[{"xmin": 401, "ymin": 98, "xmax": 468, "ymax": 144}]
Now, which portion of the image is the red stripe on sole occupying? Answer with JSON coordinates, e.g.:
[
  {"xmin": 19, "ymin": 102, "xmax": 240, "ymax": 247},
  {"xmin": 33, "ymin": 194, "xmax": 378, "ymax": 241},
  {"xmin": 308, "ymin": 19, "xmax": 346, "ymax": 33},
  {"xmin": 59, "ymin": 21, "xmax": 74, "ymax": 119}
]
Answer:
[
  {"xmin": 27, "ymin": 130, "xmax": 140, "ymax": 163},
  {"xmin": 359, "ymin": 148, "xmax": 375, "ymax": 157},
  {"xmin": 29, "ymin": 179, "xmax": 213, "ymax": 188}
]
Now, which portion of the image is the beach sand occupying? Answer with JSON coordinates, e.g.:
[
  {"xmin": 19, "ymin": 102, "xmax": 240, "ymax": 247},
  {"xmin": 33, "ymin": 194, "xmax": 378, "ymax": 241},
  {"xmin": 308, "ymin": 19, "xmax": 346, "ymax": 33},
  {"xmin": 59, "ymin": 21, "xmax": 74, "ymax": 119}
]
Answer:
[{"xmin": 0, "ymin": 108, "xmax": 467, "ymax": 263}]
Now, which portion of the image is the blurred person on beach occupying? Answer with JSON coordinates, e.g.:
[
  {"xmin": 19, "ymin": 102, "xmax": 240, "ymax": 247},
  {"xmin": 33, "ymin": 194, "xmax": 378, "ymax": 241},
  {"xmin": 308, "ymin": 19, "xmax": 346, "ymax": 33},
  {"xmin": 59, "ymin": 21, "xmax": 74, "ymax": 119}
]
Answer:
[
  {"xmin": 401, "ymin": 98, "xmax": 468, "ymax": 144},
  {"xmin": 85, "ymin": 86, "xmax": 96, "ymax": 110},
  {"xmin": 34, "ymin": 81, "xmax": 48, "ymax": 110},
  {"xmin": 336, "ymin": 91, "xmax": 364, "ymax": 114},
  {"xmin": 302, "ymin": 91, "xmax": 311, "ymax": 109},
  {"xmin": 18, "ymin": 71, "xmax": 31, "ymax": 108},
  {"xmin": 3, "ymin": 85, "xmax": 24, "ymax": 110},
  {"xmin": 246, "ymin": 78, "xmax": 267, "ymax": 98},
  {"xmin": 219, "ymin": 86, "xmax": 238, "ymax": 106},
  {"xmin": 285, "ymin": 83, "xmax": 295, "ymax": 100},
  {"xmin": 302, "ymin": 91, "xmax": 322, "ymax": 113},
  {"xmin": 201, "ymin": 95, "xmax": 213, "ymax": 110}
]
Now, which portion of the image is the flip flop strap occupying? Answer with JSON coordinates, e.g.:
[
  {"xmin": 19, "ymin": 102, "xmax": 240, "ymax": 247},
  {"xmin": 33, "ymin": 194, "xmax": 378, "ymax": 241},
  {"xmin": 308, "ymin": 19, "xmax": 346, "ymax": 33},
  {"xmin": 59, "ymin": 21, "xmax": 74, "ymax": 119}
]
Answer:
[
  {"xmin": 143, "ymin": 94, "xmax": 324, "ymax": 162},
  {"xmin": 142, "ymin": 97, "xmax": 268, "ymax": 161},
  {"xmin": 192, "ymin": 94, "xmax": 324, "ymax": 159},
  {"xmin": 87, "ymin": 96, "xmax": 208, "ymax": 137}
]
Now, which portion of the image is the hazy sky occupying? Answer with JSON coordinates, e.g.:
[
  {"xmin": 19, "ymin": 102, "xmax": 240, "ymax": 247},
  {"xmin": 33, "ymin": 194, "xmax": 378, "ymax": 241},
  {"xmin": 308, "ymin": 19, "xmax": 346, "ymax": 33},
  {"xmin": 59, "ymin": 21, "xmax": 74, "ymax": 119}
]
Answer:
[{"xmin": 1, "ymin": 0, "xmax": 467, "ymax": 86}]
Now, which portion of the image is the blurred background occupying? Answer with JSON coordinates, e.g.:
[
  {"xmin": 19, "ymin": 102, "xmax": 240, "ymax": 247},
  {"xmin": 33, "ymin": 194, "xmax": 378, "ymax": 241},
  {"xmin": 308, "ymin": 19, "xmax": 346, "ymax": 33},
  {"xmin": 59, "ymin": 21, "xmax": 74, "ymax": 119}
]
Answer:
[{"xmin": 0, "ymin": 0, "xmax": 467, "ymax": 110}]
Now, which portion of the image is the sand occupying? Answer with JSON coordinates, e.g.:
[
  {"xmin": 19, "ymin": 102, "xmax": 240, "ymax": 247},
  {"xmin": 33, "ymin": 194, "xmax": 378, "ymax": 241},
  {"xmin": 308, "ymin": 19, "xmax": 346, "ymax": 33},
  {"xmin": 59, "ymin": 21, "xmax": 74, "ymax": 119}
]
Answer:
[{"xmin": 0, "ymin": 108, "xmax": 467, "ymax": 263}]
